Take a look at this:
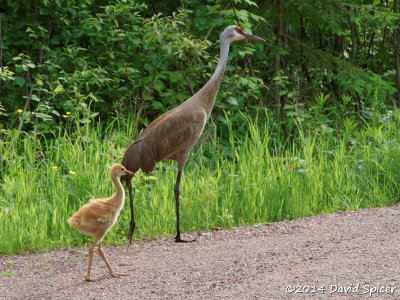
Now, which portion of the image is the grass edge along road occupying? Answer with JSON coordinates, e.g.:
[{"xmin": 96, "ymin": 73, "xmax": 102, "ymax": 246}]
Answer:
[{"xmin": 1, "ymin": 114, "xmax": 400, "ymax": 254}]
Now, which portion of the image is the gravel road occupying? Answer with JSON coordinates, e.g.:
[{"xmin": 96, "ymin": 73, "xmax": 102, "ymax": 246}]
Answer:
[{"xmin": 1, "ymin": 205, "xmax": 400, "ymax": 299}]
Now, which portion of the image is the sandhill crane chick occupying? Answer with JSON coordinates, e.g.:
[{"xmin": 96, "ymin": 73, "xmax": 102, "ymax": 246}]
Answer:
[{"xmin": 68, "ymin": 163, "xmax": 133, "ymax": 282}]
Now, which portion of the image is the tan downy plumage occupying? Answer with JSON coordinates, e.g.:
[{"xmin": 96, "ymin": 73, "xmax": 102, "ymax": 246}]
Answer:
[
  {"xmin": 122, "ymin": 25, "xmax": 266, "ymax": 243},
  {"xmin": 68, "ymin": 163, "xmax": 134, "ymax": 282}
]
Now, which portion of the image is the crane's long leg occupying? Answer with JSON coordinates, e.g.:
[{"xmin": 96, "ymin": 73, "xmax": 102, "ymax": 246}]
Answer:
[
  {"xmin": 98, "ymin": 241, "xmax": 128, "ymax": 278},
  {"xmin": 174, "ymin": 170, "xmax": 196, "ymax": 243},
  {"xmin": 127, "ymin": 179, "xmax": 136, "ymax": 244}
]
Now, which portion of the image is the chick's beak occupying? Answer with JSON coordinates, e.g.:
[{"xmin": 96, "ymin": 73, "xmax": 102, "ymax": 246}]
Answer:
[
  {"xmin": 242, "ymin": 31, "xmax": 266, "ymax": 43},
  {"xmin": 124, "ymin": 170, "xmax": 134, "ymax": 176}
]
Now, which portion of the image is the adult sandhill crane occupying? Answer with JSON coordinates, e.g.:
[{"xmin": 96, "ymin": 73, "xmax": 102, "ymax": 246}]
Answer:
[
  {"xmin": 68, "ymin": 163, "xmax": 133, "ymax": 281},
  {"xmin": 122, "ymin": 25, "xmax": 265, "ymax": 243}
]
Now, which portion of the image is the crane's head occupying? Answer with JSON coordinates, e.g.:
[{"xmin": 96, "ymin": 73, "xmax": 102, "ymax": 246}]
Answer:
[{"xmin": 221, "ymin": 25, "xmax": 266, "ymax": 43}]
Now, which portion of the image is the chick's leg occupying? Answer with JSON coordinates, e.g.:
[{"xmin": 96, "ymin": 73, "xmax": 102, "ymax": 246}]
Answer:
[
  {"xmin": 86, "ymin": 240, "xmax": 100, "ymax": 282},
  {"xmin": 98, "ymin": 241, "xmax": 128, "ymax": 278}
]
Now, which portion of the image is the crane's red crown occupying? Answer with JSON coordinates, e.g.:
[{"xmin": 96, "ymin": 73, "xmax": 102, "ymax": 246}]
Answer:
[{"xmin": 235, "ymin": 26, "xmax": 244, "ymax": 34}]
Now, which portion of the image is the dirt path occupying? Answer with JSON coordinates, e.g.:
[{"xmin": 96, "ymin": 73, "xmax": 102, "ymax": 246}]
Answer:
[{"xmin": 1, "ymin": 206, "xmax": 400, "ymax": 299}]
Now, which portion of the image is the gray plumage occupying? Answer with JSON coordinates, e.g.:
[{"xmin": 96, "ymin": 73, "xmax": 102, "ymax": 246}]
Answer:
[{"xmin": 122, "ymin": 25, "xmax": 266, "ymax": 243}]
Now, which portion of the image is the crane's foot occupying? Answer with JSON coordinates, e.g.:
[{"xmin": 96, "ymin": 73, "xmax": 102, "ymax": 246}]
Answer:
[
  {"xmin": 110, "ymin": 271, "xmax": 129, "ymax": 278},
  {"xmin": 175, "ymin": 235, "xmax": 197, "ymax": 243},
  {"xmin": 85, "ymin": 276, "xmax": 100, "ymax": 282}
]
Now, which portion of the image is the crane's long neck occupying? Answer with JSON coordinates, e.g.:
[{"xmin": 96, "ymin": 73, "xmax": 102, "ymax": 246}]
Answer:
[
  {"xmin": 111, "ymin": 175, "xmax": 125, "ymax": 208},
  {"xmin": 194, "ymin": 38, "xmax": 230, "ymax": 116}
]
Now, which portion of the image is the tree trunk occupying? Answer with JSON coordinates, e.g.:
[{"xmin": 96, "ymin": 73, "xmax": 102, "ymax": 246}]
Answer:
[
  {"xmin": 0, "ymin": 16, "xmax": 2, "ymax": 88},
  {"xmin": 300, "ymin": 15, "xmax": 311, "ymax": 83},
  {"xmin": 394, "ymin": 0, "xmax": 400, "ymax": 107},
  {"xmin": 0, "ymin": 17, "xmax": 2, "ymax": 172},
  {"xmin": 273, "ymin": 0, "xmax": 288, "ymax": 142},
  {"xmin": 346, "ymin": 10, "xmax": 357, "ymax": 62},
  {"xmin": 367, "ymin": 32, "xmax": 375, "ymax": 70}
]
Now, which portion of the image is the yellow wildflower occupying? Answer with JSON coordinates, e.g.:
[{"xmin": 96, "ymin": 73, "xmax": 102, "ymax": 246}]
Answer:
[
  {"xmin": 52, "ymin": 166, "xmax": 58, "ymax": 170},
  {"xmin": 69, "ymin": 170, "xmax": 76, "ymax": 175},
  {"xmin": 62, "ymin": 115, "xmax": 68, "ymax": 118},
  {"xmin": 17, "ymin": 109, "xmax": 23, "ymax": 113},
  {"xmin": 66, "ymin": 112, "xmax": 71, "ymax": 115}
]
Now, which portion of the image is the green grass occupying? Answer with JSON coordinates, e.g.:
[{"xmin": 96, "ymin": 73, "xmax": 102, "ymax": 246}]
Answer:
[{"xmin": 1, "ymin": 114, "xmax": 400, "ymax": 255}]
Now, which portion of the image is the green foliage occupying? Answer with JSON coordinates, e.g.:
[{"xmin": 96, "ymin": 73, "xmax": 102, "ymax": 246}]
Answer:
[
  {"xmin": 1, "ymin": 111, "xmax": 400, "ymax": 254},
  {"xmin": 1, "ymin": 0, "xmax": 400, "ymax": 254},
  {"xmin": 0, "ymin": 1, "xmax": 213, "ymax": 136},
  {"xmin": 2, "ymin": 0, "xmax": 399, "ymax": 141},
  {"xmin": 0, "ymin": 66, "xmax": 15, "ymax": 82}
]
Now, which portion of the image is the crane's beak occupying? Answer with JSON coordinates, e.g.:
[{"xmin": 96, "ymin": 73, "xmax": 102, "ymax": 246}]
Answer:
[{"xmin": 242, "ymin": 31, "xmax": 266, "ymax": 43}]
